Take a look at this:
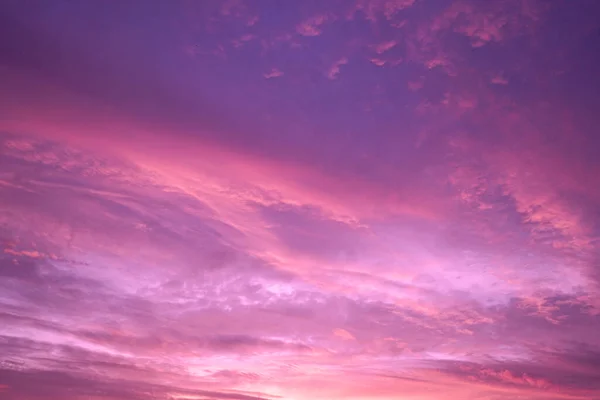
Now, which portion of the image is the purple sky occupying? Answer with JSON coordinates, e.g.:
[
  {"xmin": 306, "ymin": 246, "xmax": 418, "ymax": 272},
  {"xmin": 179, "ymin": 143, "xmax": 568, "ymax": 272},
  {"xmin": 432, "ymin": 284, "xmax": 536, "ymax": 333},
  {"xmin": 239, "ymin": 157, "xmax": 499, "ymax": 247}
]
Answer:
[{"xmin": 1, "ymin": 1, "xmax": 600, "ymax": 399}]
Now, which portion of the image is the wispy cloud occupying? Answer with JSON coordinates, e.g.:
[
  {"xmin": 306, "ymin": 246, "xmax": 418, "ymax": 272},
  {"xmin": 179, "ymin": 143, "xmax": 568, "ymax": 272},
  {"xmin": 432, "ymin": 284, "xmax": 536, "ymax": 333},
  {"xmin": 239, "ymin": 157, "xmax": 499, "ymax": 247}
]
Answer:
[
  {"xmin": 296, "ymin": 14, "xmax": 329, "ymax": 37},
  {"xmin": 372, "ymin": 40, "xmax": 397, "ymax": 54},
  {"xmin": 327, "ymin": 57, "xmax": 348, "ymax": 79},
  {"xmin": 264, "ymin": 68, "xmax": 284, "ymax": 79}
]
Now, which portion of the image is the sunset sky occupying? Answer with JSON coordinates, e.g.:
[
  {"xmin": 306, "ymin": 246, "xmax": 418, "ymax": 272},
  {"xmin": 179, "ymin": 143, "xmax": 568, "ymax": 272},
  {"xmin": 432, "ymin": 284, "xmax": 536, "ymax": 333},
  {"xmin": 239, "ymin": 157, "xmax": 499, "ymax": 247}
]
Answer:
[{"xmin": 1, "ymin": 1, "xmax": 600, "ymax": 399}]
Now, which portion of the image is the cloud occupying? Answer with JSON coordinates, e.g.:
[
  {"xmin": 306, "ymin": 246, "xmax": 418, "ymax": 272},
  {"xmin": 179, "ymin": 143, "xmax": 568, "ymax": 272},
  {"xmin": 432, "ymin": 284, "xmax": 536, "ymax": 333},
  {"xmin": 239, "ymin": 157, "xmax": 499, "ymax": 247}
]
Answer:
[
  {"xmin": 433, "ymin": 343, "xmax": 600, "ymax": 396},
  {"xmin": 491, "ymin": 73, "xmax": 509, "ymax": 85},
  {"xmin": 0, "ymin": 367, "xmax": 273, "ymax": 400},
  {"xmin": 333, "ymin": 328, "xmax": 355, "ymax": 341},
  {"xmin": 2, "ymin": 1, "xmax": 600, "ymax": 399},
  {"xmin": 370, "ymin": 58, "xmax": 387, "ymax": 66},
  {"xmin": 0, "ymin": 127, "xmax": 594, "ymax": 399},
  {"xmin": 352, "ymin": 0, "xmax": 417, "ymax": 22},
  {"xmin": 296, "ymin": 14, "xmax": 329, "ymax": 37},
  {"xmin": 327, "ymin": 57, "xmax": 348, "ymax": 79},
  {"xmin": 264, "ymin": 68, "xmax": 284, "ymax": 79},
  {"xmin": 372, "ymin": 40, "xmax": 397, "ymax": 54}
]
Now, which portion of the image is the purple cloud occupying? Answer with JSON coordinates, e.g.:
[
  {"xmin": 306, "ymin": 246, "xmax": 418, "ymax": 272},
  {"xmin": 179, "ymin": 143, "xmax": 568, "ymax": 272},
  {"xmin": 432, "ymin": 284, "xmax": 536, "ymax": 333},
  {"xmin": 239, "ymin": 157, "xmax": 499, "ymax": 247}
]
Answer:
[{"xmin": 1, "ymin": 0, "xmax": 600, "ymax": 399}]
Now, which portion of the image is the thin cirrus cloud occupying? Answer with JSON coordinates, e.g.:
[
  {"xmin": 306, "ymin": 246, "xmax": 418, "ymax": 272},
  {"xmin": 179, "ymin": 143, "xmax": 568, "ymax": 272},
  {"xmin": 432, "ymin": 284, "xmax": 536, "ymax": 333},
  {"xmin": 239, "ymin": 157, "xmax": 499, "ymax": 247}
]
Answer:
[{"xmin": 1, "ymin": 0, "xmax": 600, "ymax": 399}]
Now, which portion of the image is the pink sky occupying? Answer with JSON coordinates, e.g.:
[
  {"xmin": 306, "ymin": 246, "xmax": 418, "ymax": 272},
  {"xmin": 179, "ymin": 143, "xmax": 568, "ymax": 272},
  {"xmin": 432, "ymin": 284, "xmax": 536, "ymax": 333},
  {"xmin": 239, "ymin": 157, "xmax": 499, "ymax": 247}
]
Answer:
[{"xmin": 1, "ymin": 1, "xmax": 600, "ymax": 399}]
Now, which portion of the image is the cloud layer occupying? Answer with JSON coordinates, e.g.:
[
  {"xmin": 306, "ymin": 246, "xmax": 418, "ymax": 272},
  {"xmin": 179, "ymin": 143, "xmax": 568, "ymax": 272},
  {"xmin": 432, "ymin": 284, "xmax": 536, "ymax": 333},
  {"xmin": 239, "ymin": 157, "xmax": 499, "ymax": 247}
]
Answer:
[{"xmin": 1, "ymin": 0, "xmax": 600, "ymax": 399}]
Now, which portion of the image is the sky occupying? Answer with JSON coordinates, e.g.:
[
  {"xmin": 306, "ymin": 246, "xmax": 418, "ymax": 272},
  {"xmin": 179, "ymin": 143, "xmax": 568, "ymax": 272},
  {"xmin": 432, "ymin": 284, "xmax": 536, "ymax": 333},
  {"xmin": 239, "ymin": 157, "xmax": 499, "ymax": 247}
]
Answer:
[{"xmin": 1, "ymin": 0, "xmax": 600, "ymax": 399}]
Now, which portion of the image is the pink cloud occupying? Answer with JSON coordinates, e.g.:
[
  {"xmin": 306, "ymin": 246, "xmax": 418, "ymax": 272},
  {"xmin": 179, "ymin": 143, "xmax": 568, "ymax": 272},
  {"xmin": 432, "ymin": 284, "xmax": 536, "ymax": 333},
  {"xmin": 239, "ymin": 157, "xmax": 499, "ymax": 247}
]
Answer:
[
  {"xmin": 491, "ymin": 74, "xmax": 509, "ymax": 85},
  {"xmin": 264, "ymin": 68, "xmax": 284, "ymax": 79},
  {"xmin": 296, "ymin": 14, "xmax": 329, "ymax": 37},
  {"xmin": 372, "ymin": 40, "xmax": 397, "ymax": 54},
  {"xmin": 370, "ymin": 58, "xmax": 387, "ymax": 67},
  {"xmin": 1, "ymin": 1, "xmax": 600, "ymax": 399},
  {"xmin": 333, "ymin": 328, "xmax": 355, "ymax": 341},
  {"xmin": 327, "ymin": 57, "xmax": 348, "ymax": 79},
  {"xmin": 478, "ymin": 368, "xmax": 552, "ymax": 389},
  {"xmin": 352, "ymin": 0, "xmax": 417, "ymax": 22},
  {"xmin": 220, "ymin": 0, "xmax": 246, "ymax": 18}
]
